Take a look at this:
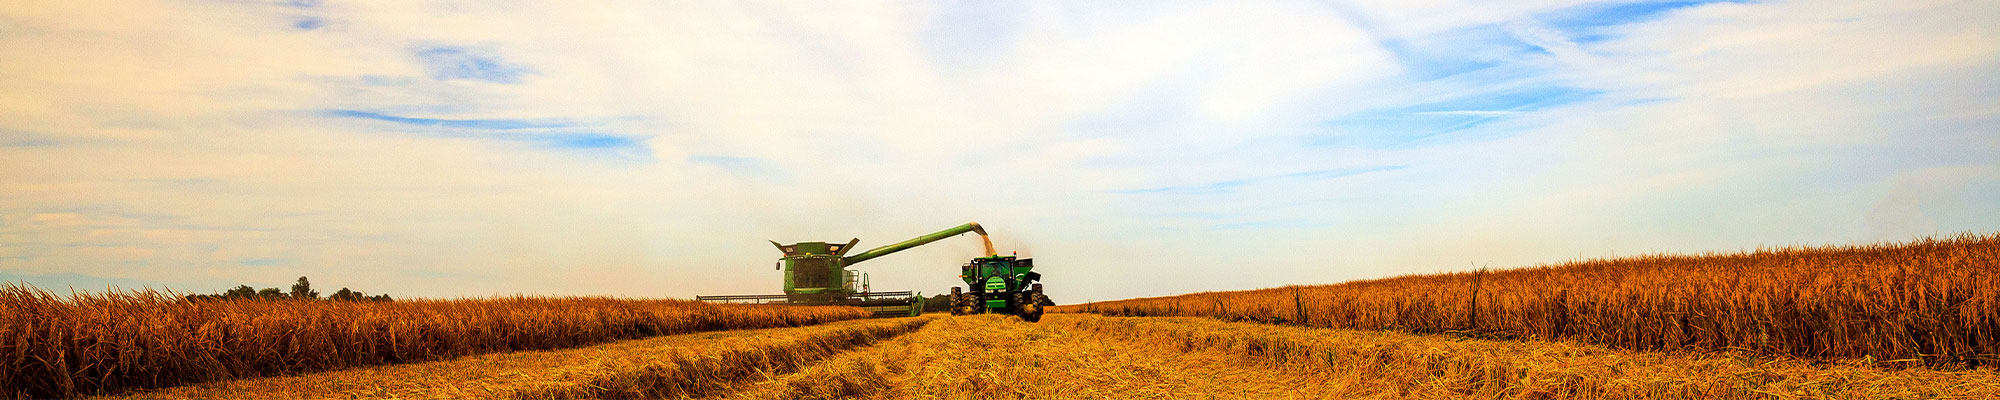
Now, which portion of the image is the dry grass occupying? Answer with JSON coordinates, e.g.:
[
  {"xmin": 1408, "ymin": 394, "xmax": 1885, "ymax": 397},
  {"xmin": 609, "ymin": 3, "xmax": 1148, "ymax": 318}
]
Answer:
[
  {"xmin": 0, "ymin": 284, "xmax": 870, "ymax": 398},
  {"xmin": 106, "ymin": 317, "xmax": 931, "ymax": 399},
  {"xmin": 1065, "ymin": 314, "xmax": 2000, "ymax": 399},
  {"xmin": 1058, "ymin": 234, "xmax": 2000, "ymax": 366}
]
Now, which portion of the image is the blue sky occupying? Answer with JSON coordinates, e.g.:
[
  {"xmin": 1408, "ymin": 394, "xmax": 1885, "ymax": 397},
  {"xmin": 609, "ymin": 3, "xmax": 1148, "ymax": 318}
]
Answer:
[{"xmin": 1, "ymin": 0, "xmax": 1996, "ymax": 301}]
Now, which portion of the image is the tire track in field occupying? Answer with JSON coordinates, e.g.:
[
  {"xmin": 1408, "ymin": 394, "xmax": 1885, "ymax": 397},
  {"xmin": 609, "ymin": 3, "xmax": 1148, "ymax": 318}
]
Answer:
[{"xmin": 107, "ymin": 317, "xmax": 934, "ymax": 399}]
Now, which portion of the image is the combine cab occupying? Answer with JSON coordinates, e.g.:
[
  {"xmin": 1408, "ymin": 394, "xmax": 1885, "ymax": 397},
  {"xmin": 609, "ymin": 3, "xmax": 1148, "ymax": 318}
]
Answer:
[
  {"xmin": 948, "ymin": 255, "xmax": 1052, "ymax": 322},
  {"xmin": 700, "ymin": 222, "xmax": 994, "ymax": 317}
]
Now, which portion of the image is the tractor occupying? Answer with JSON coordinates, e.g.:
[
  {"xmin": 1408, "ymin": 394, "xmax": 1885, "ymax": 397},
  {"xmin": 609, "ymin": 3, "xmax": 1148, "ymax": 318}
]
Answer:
[{"xmin": 948, "ymin": 254, "xmax": 1053, "ymax": 322}]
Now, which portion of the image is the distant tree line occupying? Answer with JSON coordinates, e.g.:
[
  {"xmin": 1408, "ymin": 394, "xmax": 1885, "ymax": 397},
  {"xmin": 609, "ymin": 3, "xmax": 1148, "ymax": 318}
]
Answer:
[
  {"xmin": 184, "ymin": 276, "xmax": 392, "ymax": 302},
  {"xmin": 923, "ymin": 293, "xmax": 953, "ymax": 312}
]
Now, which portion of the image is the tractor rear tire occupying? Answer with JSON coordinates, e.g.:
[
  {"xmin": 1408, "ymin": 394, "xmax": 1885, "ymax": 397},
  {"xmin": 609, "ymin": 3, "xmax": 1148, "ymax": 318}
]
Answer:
[
  {"xmin": 954, "ymin": 293, "xmax": 979, "ymax": 316},
  {"xmin": 1018, "ymin": 292, "xmax": 1046, "ymax": 322}
]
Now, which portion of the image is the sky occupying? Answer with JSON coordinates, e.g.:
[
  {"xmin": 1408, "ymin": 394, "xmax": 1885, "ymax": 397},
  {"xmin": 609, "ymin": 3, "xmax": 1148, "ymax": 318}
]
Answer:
[{"xmin": 1, "ymin": 0, "xmax": 1996, "ymax": 302}]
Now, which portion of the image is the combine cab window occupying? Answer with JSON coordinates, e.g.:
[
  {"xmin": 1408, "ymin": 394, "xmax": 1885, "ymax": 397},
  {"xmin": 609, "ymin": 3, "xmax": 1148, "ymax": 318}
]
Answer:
[{"xmin": 793, "ymin": 257, "xmax": 832, "ymax": 288}]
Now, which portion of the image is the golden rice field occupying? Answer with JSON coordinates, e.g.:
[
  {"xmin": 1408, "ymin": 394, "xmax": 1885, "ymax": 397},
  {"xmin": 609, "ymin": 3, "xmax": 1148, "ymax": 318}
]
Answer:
[
  {"xmin": 81, "ymin": 314, "xmax": 2000, "ymax": 399},
  {"xmin": 0, "ymin": 286, "xmax": 868, "ymax": 398},
  {"xmin": 11, "ymin": 235, "xmax": 1999, "ymax": 398},
  {"xmin": 1057, "ymin": 234, "xmax": 2000, "ymax": 367}
]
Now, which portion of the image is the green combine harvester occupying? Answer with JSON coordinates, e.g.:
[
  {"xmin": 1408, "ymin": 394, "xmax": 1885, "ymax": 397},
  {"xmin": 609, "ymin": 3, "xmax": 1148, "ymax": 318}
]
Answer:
[{"xmin": 698, "ymin": 222, "xmax": 997, "ymax": 317}]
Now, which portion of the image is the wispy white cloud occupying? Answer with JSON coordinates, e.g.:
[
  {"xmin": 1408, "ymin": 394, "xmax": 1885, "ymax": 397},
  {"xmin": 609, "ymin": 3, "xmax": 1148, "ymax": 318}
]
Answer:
[{"xmin": 1, "ymin": 0, "xmax": 1995, "ymax": 300}]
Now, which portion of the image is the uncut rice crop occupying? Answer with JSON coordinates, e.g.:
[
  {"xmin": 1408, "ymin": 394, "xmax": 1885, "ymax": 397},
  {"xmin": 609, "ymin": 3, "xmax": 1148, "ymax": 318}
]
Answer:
[
  {"xmin": 0, "ymin": 286, "xmax": 868, "ymax": 398},
  {"xmin": 1057, "ymin": 233, "xmax": 2000, "ymax": 366}
]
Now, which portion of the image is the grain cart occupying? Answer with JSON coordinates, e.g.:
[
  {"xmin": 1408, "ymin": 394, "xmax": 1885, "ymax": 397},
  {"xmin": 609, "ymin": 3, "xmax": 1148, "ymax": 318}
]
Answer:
[
  {"xmin": 699, "ymin": 222, "xmax": 994, "ymax": 317},
  {"xmin": 948, "ymin": 254, "xmax": 1053, "ymax": 322}
]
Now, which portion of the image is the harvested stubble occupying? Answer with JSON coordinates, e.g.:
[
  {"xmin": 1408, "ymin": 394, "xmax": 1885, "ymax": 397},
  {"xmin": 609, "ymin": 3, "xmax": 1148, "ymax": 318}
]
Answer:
[
  {"xmin": 0, "ymin": 285, "xmax": 869, "ymax": 398},
  {"xmin": 1057, "ymin": 234, "xmax": 2000, "ymax": 366},
  {"xmin": 107, "ymin": 317, "xmax": 932, "ymax": 399},
  {"xmin": 731, "ymin": 314, "xmax": 1344, "ymax": 399},
  {"xmin": 1065, "ymin": 314, "xmax": 2000, "ymax": 399}
]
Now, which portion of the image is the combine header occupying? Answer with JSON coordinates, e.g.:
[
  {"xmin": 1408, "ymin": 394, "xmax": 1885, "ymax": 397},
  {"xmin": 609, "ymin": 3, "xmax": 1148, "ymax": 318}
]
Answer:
[{"xmin": 699, "ymin": 222, "xmax": 994, "ymax": 317}]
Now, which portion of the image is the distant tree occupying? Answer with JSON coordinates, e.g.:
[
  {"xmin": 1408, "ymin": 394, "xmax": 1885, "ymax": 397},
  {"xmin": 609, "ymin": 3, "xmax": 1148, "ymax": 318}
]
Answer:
[
  {"xmin": 290, "ymin": 276, "xmax": 319, "ymax": 300},
  {"xmin": 327, "ymin": 287, "xmax": 393, "ymax": 302},
  {"xmin": 184, "ymin": 285, "xmax": 254, "ymax": 302},
  {"xmin": 256, "ymin": 287, "xmax": 286, "ymax": 300},
  {"xmin": 224, "ymin": 285, "xmax": 258, "ymax": 299}
]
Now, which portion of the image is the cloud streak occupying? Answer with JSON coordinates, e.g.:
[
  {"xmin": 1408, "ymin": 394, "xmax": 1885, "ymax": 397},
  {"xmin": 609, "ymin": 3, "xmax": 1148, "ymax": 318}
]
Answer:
[
  {"xmin": 1118, "ymin": 166, "xmax": 1407, "ymax": 195},
  {"xmin": 325, "ymin": 110, "xmax": 574, "ymax": 130},
  {"xmin": 413, "ymin": 45, "xmax": 534, "ymax": 84}
]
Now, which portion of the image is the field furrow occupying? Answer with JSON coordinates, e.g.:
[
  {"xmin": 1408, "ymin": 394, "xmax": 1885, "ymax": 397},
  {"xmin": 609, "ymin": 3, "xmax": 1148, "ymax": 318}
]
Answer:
[{"xmin": 105, "ymin": 317, "xmax": 932, "ymax": 399}]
